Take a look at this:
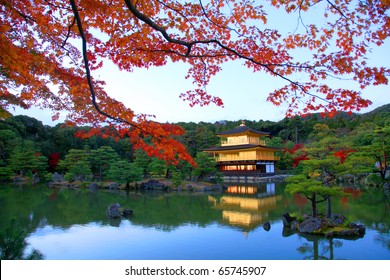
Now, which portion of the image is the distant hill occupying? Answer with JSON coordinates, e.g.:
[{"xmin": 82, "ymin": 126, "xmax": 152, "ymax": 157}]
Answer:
[
  {"xmin": 365, "ymin": 103, "xmax": 390, "ymax": 114},
  {"xmin": 358, "ymin": 103, "xmax": 390, "ymax": 125}
]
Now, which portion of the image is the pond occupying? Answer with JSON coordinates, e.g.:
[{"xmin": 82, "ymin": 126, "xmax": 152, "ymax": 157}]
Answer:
[{"xmin": 0, "ymin": 182, "xmax": 389, "ymax": 260}]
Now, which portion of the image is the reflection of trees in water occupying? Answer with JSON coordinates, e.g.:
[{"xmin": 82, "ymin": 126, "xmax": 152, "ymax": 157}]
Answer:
[
  {"xmin": 289, "ymin": 186, "xmax": 390, "ymax": 256},
  {"xmin": 1, "ymin": 183, "xmax": 390, "ymax": 240},
  {"xmin": 297, "ymin": 237, "xmax": 344, "ymax": 260},
  {"xmin": 375, "ymin": 234, "xmax": 390, "ymax": 250},
  {"xmin": 370, "ymin": 189, "xmax": 390, "ymax": 251},
  {"xmin": 373, "ymin": 222, "xmax": 390, "ymax": 250}
]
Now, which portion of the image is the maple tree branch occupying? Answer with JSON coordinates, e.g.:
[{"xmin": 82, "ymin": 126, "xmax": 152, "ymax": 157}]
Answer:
[
  {"xmin": 9, "ymin": 0, "xmax": 78, "ymax": 71},
  {"xmin": 69, "ymin": 0, "xmax": 134, "ymax": 127},
  {"xmin": 60, "ymin": 17, "xmax": 75, "ymax": 48},
  {"xmin": 123, "ymin": 47, "xmax": 233, "ymax": 59},
  {"xmin": 123, "ymin": 0, "xmax": 333, "ymax": 105},
  {"xmin": 124, "ymin": 0, "xmax": 194, "ymax": 56},
  {"xmin": 198, "ymin": 0, "xmax": 256, "ymax": 42},
  {"xmin": 43, "ymin": 0, "xmax": 73, "ymax": 11},
  {"xmin": 69, "ymin": 0, "xmax": 173, "ymax": 144},
  {"xmin": 294, "ymin": 0, "xmax": 310, "ymax": 33},
  {"xmin": 326, "ymin": 0, "xmax": 348, "ymax": 19},
  {"xmin": 198, "ymin": 0, "xmax": 229, "ymax": 32},
  {"xmin": 3, "ymin": 2, "xmax": 36, "ymax": 23},
  {"xmin": 156, "ymin": 0, "xmax": 205, "ymax": 39}
]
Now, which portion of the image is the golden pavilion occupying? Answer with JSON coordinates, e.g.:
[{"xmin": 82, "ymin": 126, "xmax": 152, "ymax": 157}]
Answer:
[{"xmin": 204, "ymin": 121, "xmax": 280, "ymax": 176}]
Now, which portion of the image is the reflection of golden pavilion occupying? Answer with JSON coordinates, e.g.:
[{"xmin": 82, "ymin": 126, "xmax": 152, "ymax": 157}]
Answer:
[
  {"xmin": 227, "ymin": 186, "xmax": 257, "ymax": 195},
  {"xmin": 223, "ymin": 211, "xmax": 264, "ymax": 227},
  {"xmin": 208, "ymin": 184, "xmax": 282, "ymax": 231},
  {"xmin": 220, "ymin": 195, "xmax": 280, "ymax": 211}
]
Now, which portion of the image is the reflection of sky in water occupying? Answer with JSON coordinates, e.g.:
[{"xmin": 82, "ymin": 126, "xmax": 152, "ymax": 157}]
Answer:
[
  {"xmin": 27, "ymin": 221, "xmax": 390, "ymax": 260},
  {"xmin": 27, "ymin": 221, "xmax": 293, "ymax": 260}
]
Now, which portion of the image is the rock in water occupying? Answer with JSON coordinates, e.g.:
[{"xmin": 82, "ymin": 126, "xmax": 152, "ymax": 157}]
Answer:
[
  {"xmin": 107, "ymin": 203, "xmax": 121, "ymax": 218},
  {"xmin": 122, "ymin": 209, "xmax": 133, "ymax": 217},
  {"xmin": 263, "ymin": 221, "xmax": 271, "ymax": 231},
  {"xmin": 281, "ymin": 213, "xmax": 296, "ymax": 227},
  {"xmin": 88, "ymin": 182, "xmax": 99, "ymax": 190},
  {"xmin": 52, "ymin": 172, "xmax": 64, "ymax": 182},
  {"xmin": 298, "ymin": 218, "xmax": 328, "ymax": 234},
  {"xmin": 140, "ymin": 180, "xmax": 168, "ymax": 191}
]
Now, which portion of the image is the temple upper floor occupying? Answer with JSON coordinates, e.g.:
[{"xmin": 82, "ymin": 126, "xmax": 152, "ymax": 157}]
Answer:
[
  {"xmin": 218, "ymin": 121, "xmax": 269, "ymax": 147},
  {"xmin": 221, "ymin": 135, "xmax": 266, "ymax": 146}
]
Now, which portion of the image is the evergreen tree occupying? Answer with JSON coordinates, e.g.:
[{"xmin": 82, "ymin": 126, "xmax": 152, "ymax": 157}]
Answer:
[
  {"xmin": 286, "ymin": 125, "xmax": 349, "ymax": 218},
  {"xmin": 107, "ymin": 160, "xmax": 143, "ymax": 187},
  {"xmin": 148, "ymin": 157, "xmax": 168, "ymax": 177},
  {"xmin": 8, "ymin": 140, "xmax": 48, "ymax": 178},
  {"xmin": 0, "ymin": 220, "xmax": 44, "ymax": 260},
  {"xmin": 0, "ymin": 159, "xmax": 13, "ymax": 181},
  {"xmin": 286, "ymin": 175, "xmax": 344, "ymax": 217},
  {"xmin": 0, "ymin": 129, "xmax": 20, "ymax": 162},
  {"xmin": 58, "ymin": 148, "xmax": 91, "ymax": 181},
  {"xmin": 369, "ymin": 125, "xmax": 390, "ymax": 181},
  {"xmin": 133, "ymin": 149, "xmax": 152, "ymax": 178},
  {"xmin": 90, "ymin": 146, "xmax": 119, "ymax": 181},
  {"xmin": 192, "ymin": 152, "xmax": 221, "ymax": 182}
]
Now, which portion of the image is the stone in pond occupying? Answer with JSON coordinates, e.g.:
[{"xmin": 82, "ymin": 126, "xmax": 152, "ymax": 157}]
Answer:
[{"xmin": 107, "ymin": 203, "xmax": 121, "ymax": 218}]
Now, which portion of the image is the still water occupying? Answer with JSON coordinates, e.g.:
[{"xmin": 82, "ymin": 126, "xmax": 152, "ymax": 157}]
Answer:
[{"xmin": 0, "ymin": 182, "xmax": 389, "ymax": 260}]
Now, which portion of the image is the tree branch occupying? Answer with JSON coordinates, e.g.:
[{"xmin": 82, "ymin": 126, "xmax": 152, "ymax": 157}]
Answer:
[
  {"xmin": 61, "ymin": 17, "xmax": 75, "ymax": 48},
  {"xmin": 316, "ymin": 195, "xmax": 330, "ymax": 203},
  {"xmin": 326, "ymin": 0, "xmax": 348, "ymax": 19},
  {"xmin": 124, "ymin": 0, "xmax": 194, "ymax": 56},
  {"xmin": 69, "ymin": 0, "xmax": 137, "ymax": 128},
  {"xmin": 123, "ymin": 0, "xmax": 331, "ymax": 104}
]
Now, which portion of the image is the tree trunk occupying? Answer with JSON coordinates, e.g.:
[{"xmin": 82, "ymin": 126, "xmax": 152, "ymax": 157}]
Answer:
[
  {"xmin": 376, "ymin": 156, "xmax": 386, "ymax": 180},
  {"xmin": 311, "ymin": 193, "xmax": 317, "ymax": 217},
  {"xmin": 196, "ymin": 172, "xmax": 204, "ymax": 183},
  {"xmin": 329, "ymin": 239, "xmax": 334, "ymax": 260},
  {"xmin": 313, "ymin": 239, "xmax": 319, "ymax": 260},
  {"xmin": 326, "ymin": 196, "xmax": 332, "ymax": 218},
  {"xmin": 165, "ymin": 168, "xmax": 171, "ymax": 179}
]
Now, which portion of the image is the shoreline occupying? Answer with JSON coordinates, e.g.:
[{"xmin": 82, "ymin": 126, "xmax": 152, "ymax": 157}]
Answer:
[{"xmin": 46, "ymin": 174, "xmax": 289, "ymax": 192}]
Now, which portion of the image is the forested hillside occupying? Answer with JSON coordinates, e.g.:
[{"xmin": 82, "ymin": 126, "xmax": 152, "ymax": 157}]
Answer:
[
  {"xmin": 0, "ymin": 104, "xmax": 389, "ymax": 184},
  {"xmin": 176, "ymin": 104, "xmax": 389, "ymax": 152}
]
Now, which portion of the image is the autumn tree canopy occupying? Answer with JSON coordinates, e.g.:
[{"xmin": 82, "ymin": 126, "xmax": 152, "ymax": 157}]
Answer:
[{"xmin": 1, "ymin": 0, "xmax": 389, "ymax": 163}]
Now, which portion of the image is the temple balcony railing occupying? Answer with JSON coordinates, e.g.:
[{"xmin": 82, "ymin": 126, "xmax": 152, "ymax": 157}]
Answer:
[
  {"xmin": 220, "ymin": 139, "xmax": 266, "ymax": 146},
  {"xmin": 215, "ymin": 155, "xmax": 280, "ymax": 162}
]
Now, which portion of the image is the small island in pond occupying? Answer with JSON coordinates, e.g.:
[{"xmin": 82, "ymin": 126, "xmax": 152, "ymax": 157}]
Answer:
[{"xmin": 282, "ymin": 213, "xmax": 365, "ymax": 239}]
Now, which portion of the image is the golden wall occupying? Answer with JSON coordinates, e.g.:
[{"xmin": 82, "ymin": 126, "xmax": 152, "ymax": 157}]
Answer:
[{"xmin": 217, "ymin": 150, "xmax": 278, "ymax": 161}]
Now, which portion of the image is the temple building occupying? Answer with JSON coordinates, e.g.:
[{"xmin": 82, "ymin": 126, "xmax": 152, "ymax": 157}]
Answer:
[{"xmin": 204, "ymin": 121, "xmax": 280, "ymax": 176}]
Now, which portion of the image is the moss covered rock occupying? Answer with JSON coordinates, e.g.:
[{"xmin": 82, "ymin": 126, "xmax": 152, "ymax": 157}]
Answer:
[{"xmin": 283, "ymin": 213, "xmax": 365, "ymax": 239}]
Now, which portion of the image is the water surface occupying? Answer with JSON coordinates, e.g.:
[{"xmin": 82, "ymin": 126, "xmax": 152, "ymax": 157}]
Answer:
[{"xmin": 1, "ymin": 182, "xmax": 389, "ymax": 260}]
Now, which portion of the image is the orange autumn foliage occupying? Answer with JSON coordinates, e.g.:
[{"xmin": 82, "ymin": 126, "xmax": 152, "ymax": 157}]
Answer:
[{"xmin": 1, "ymin": 0, "xmax": 389, "ymax": 164}]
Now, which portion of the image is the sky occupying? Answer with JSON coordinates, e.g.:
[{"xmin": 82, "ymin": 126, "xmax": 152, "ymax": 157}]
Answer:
[{"xmin": 12, "ymin": 3, "xmax": 390, "ymax": 125}]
